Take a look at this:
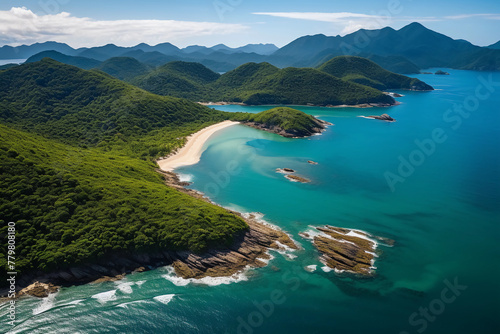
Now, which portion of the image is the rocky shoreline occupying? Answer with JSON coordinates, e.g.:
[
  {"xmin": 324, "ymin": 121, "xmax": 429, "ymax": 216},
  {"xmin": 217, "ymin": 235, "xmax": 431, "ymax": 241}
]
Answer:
[
  {"xmin": 198, "ymin": 101, "xmax": 397, "ymax": 109},
  {"xmin": 2, "ymin": 171, "xmax": 298, "ymax": 299},
  {"xmin": 300, "ymin": 225, "xmax": 394, "ymax": 276}
]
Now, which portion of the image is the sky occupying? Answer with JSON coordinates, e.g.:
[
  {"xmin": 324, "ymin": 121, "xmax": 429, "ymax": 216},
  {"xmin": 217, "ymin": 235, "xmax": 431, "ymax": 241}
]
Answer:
[{"xmin": 0, "ymin": 0, "xmax": 499, "ymax": 48}]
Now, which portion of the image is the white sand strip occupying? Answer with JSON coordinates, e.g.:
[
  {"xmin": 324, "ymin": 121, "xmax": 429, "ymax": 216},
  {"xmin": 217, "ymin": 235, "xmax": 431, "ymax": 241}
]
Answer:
[{"xmin": 157, "ymin": 120, "xmax": 239, "ymax": 172}]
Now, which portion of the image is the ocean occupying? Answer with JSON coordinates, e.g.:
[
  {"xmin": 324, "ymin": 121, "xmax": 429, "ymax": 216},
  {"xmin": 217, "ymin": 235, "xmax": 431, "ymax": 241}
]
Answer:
[{"xmin": 2, "ymin": 69, "xmax": 499, "ymax": 333}]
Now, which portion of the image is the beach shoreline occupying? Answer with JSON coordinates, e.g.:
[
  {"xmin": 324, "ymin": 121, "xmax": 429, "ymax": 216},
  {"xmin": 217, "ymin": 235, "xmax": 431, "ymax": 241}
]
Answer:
[{"xmin": 157, "ymin": 120, "xmax": 239, "ymax": 172}]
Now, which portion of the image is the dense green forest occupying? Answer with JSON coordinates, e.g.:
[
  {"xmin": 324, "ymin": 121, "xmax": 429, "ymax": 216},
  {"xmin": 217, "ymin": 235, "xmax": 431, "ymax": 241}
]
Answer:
[
  {"xmin": 0, "ymin": 125, "xmax": 247, "ymax": 278},
  {"xmin": 130, "ymin": 61, "xmax": 220, "ymax": 100},
  {"xmin": 132, "ymin": 61, "xmax": 396, "ymax": 106},
  {"xmin": 0, "ymin": 60, "xmax": 249, "ymax": 284},
  {"xmin": 318, "ymin": 56, "xmax": 433, "ymax": 91},
  {"xmin": 0, "ymin": 58, "xmax": 228, "ymax": 157}
]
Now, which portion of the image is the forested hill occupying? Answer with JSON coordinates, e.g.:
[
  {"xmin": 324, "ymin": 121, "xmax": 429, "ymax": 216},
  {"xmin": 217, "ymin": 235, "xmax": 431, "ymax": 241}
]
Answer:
[
  {"xmin": 0, "ymin": 58, "xmax": 226, "ymax": 147},
  {"xmin": 318, "ymin": 56, "xmax": 433, "ymax": 91},
  {"xmin": 0, "ymin": 59, "xmax": 247, "ymax": 286},
  {"xmin": 133, "ymin": 61, "xmax": 396, "ymax": 106}
]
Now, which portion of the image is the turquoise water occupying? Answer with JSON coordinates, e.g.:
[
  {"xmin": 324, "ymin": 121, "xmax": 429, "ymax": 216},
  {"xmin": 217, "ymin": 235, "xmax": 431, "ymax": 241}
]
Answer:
[{"xmin": 2, "ymin": 70, "xmax": 499, "ymax": 333}]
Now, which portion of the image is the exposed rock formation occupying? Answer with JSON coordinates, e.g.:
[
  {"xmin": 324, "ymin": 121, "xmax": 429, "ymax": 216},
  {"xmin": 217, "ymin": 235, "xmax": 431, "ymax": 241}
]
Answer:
[
  {"xmin": 366, "ymin": 113, "xmax": 395, "ymax": 122},
  {"xmin": 301, "ymin": 225, "xmax": 394, "ymax": 276},
  {"xmin": 276, "ymin": 168, "xmax": 295, "ymax": 173},
  {"xmin": 285, "ymin": 175, "xmax": 311, "ymax": 183},
  {"xmin": 17, "ymin": 282, "xmax": 59, "ymax": 298}
]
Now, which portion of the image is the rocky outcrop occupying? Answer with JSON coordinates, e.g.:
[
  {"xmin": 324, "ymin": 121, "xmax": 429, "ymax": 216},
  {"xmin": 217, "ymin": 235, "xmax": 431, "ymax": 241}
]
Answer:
[
  {"xmin": 285, "ymin": 175, "xmax": 311, "ymax": 183},
  {"xmin": 307, "ymin": 160, "xmax": 318, "ymax": 165},
  {"xmin": 276, "ymin": 168, "xmax": 295, "ymax": 173},
  {"xmin": 301, "ymin": 225, "xmax": 394, "ymax": 276},
  {"xmin": 17, "ymin": 282, "xmax": 59, "ymax": 298},
  {"xmin": 171, "ymin": 217, "xmax": 297, "ymax": 279},
  {"xmin": 435, "ymin": 70, "xmax": 450, "ymax": 75},
  {"xmin": 366, "ymin": 113, "xmax": 395, "ymax": 122},
  {"xmin": 276, "ymin": 168, "xmax": 310, "ymax": 183}
]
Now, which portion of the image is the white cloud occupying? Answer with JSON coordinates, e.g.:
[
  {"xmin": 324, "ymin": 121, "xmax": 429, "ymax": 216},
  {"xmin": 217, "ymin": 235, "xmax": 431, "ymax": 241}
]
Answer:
[
  {"xmin": 253, "ymin": 12, "xmax": 384, "ymax": 23},
  {"xmin": 444, "ymin": 13, "xmax": 500, "ymax": 20},
  {"xmin": 0, "ymin": 7, "xmax": 248, "ymax": 47},
  {"xmin": 253, "ymin": 12, "xmax": 393, "ymax": 36}
]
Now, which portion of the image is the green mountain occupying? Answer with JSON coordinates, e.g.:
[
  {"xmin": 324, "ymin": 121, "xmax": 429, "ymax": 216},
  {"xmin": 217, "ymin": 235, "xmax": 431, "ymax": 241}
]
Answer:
[
  {"xmin": 364, "ymin": 54, "xmax": 421, "ymax": 74},
  {"xmin": 95, "ymin": 57, "xmax": 152, "ymax": 81},
  {"xmin": 0, "ymin": 59, "xmax": 248, "ymax": 284},
  {"xmin": 134, "ymin": 61, "xmax": 395, "ymax": 106},
  {"xmin": 223, "ymin": 64, "xmax": 394, "ymax": 105},
  {"xmin": 131, "ymin": 61, "xmax": 220, "ymax": 100},
  {"xmin": 318, "ymin": 56, "xmax": 433, "ymax": 91},
  {"xmin": 26, "ymin": 50, "xmax": 101, "ymax": 70},
  {"xmin": 0, "ymin": 58, "xmax": 224, "ymax": 149}
]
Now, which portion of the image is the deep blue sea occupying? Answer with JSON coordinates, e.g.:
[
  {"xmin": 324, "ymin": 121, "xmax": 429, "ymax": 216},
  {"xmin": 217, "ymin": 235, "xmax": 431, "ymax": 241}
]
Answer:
[{"xmin": 2, "ymin": 69, "xmax": 499, "ymax": 333}]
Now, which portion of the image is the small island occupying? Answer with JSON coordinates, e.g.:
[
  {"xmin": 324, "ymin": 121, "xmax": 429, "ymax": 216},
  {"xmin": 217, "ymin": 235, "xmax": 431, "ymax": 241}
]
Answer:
[
  {"xmin": 231, "ymin": 107, "xmax": 331, "ymax": 138},
  {"xmin": 365, "ymin": 113, "xmax": 395, "ymax": 122},
  {"xmin": 300, "ymin": 225, "xmax": 394, "ymax": 276},
  {"xmin": 435, "ymin": 70, "xmax": 450, "ymax": 75}
]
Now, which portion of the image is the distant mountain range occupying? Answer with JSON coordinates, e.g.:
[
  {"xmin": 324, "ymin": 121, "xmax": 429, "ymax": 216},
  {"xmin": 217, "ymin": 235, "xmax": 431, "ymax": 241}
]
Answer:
[
  {"xmin": 2, "ymin": 22, "xmax": 499, "ymax": 73},
  {"xmin": 488, "ymin": 40, "xmax": 500, "ymax": 50}
]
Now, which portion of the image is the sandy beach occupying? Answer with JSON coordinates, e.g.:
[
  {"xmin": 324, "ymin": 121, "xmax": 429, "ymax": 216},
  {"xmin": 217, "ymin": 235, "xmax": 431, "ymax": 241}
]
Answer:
[{"xmin": 157, "ymin": 120, "xmax": 239, "ymax": 172}]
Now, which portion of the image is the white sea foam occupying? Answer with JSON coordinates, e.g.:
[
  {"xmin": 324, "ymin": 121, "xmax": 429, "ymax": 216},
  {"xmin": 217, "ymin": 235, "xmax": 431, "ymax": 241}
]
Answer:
[
  {"xmin": 135, "ymin": 280, "xmax": 146, "ymax": 287},
  {"xmin": 161, "ymin": 266, "xmax": 249, "ymax": 286},
  {"xmin": 305, "ymin": 265, "xmax": 317, "ymax": 272},
  {"xmin": 32, "ymin": 292, "xmax": 58, "ymax": 315},
  {"xmin": 177, "ymin": 173, "xmax": 194, "ymax": 183},
  {"xmin": 116, "ymin": 300, "xmax": 146, "ymax": 309},
  {"xmin": 115, "ymin": 281, "xmax": 134, "ymax": 294},
  {"xmin": 321, "ymin": 266, "xmax": 333, "ymax": 273},
  {"xmin": 153, "ymin": 294, "xmax": 175, "ymax": 305},
  {"xmin": 66, "ymin": 299, "xmax": 85, "ymax": 306},
  {"xmin": 91, "ymin": 289, "xmax": 117, "ymax": 304}
]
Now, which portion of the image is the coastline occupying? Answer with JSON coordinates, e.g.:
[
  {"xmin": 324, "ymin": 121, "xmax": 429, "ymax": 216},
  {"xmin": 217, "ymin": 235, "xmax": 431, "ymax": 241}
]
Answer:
[
  {"xmin": 198, "ymin": 101, "xmax": 397, "ymax": 108},
  {"xmin": 157, "ymin": 120, "xmax": 239, "ymax": 172},
  {"xmin": 5, "ymin": 122, "xmax": 298, "ymax": 298}
]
